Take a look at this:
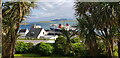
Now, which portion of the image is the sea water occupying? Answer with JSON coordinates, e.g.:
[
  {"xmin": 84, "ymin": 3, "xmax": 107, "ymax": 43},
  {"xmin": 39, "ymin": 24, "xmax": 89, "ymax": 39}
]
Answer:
[{"xmin": 20, "ymin": 21, "xmax": 77, "ymax": 30}]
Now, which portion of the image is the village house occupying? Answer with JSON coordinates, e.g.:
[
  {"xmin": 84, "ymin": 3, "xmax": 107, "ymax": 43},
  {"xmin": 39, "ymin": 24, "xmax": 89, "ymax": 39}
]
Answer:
[
  {"xmin": 26, "ymin": 25, "xmax": 47, "ymax": 39},
  {"xmin": 19, "ymin": 29, "xmax": 29, "ymax": 35},
  {"xmin": 18, "ymin": 29, "xmax": 29, "ymax": 38}
]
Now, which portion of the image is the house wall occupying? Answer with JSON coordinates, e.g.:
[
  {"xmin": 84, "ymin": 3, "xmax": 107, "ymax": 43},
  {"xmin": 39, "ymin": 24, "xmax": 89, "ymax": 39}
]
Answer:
[
  {"xmin": 37, "ymin": 29, "xmax": 47, "ymax": 39},
  {"xmin": 25, "ymin": 29, "xmax": 29, "ymax": 34},
  {"xmin": 19, "ymin": 29, "xmax": 29, "ymax": 35}
]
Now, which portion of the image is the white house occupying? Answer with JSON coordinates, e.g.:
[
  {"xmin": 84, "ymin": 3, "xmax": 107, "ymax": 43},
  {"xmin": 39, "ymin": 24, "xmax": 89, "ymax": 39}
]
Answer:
[
  {"xmin": 19, "ymin": 29, "xmax": 29, "ymax": 35},
  {"xmin": 40, "ymin": 35, "xmax": 58, "ymax": 40},
  {"xmin": 40, "ymin": 30, "xmax": 61, "ymax": 39},
  {"xmin": 18, "ymin": 29, "xmax": 29, "ymax": 38},
  {"xmin": 26, "ymin": 25, "xmax": 47, "ymax": 39}
]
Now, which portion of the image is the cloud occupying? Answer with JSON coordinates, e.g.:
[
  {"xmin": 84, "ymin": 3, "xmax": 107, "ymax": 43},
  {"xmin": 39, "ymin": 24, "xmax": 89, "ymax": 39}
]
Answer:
[
  {"xmin": 41, "ymin": 6, "xmax": 47, "ymax": 11},
  {"xmin": 39, "ymin": 0, "xmax": 74, "ymax": 2},
  {"xmin": 36, "ymin": 1, "xmax": 74, "ymax": 11},
  {"xmin": 27, "ymin": 0, "xmax": 75, "ymax": 22},
  {"xmin": 44, "ymin": 3, "xmax": 54, "ymax": 8},
  {"xmin": 40, "ymin": 13, "xmax": 55, "ymax": 17},
  {"xmin": 29, "ymin": 12, "xmax": 55, "ymax": 19}
]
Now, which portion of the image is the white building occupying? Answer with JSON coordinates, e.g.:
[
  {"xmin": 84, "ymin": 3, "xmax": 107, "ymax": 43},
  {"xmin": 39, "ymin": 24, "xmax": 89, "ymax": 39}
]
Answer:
[
  {"xmin": 40, "ymin": 35, "xmax": 58, "ymax": 40},
  {"xmin": 26, "ymin": 25, "xmax": 47, "ymax": 39},
  {"xmin": 19, "ymin": 29, "xmax": 29, "ymax": 35},
  {"xmin": 18, "ymin": 29, "xmax": 29, "ymax": 38}
]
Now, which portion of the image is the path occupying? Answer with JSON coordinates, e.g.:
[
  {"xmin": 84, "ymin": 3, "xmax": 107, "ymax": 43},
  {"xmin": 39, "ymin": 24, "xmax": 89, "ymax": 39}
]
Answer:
[{"xmin": 17, "ymin": 40, "xmax": 55, "ymax": 45}]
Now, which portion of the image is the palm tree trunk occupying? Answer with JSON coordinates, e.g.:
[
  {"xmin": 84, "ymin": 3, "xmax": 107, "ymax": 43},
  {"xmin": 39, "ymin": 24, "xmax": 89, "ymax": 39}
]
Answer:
[
  {"xmin": 2, "ymin": 25, "xmax": 19, "ymax": 58},
  {"xmin": 110, "ymin": 39, "xmax": 114, "ymax": 53},
  {"xmin": 10, "ymin": 35, "xmax": 17, "ymax": 58},
  {"xmin": 105, "ymin": 39, "xmax": 113, "ymax": 58},
  {"xmin": 89, "ymin": 39, "xmax": 98, "ymax": 58},
  {"xmin": 2, "ymin": 36, "xmax": 16, "ymax": 58},
  {"xmin": 2, "ymin": 37, "xmax": 13, "ymax": 58}
]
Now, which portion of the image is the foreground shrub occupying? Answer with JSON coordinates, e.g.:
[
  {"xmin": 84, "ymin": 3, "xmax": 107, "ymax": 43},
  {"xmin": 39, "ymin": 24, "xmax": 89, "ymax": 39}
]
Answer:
[
  {"xmin": 71, "ymin": 37, "xmax": 80, "ymax": 43},
  {"xmin": 15, "ymin": 41, "xmax": 34, "ymax": 53},
  {"xmin": 26, "ymin": 42, "xmax": 34, "ymax": 53},
  {"xmin": 97, "ymin": 40, "xmax": 107, "ymax": 56},
  {"xmin": 53, "ymin": 36, "xmax": 67, "ymax": 56},
  {"xmin": 34, "ymin": 42, "xmax": 53, "ymax": 56},
  {"xmin": 72, "ymin": 43, "xmax": 88, "ymax": 56},
  {"xmin": 54, "ymin": 36, "xmax": 89, "ymax": 56}
]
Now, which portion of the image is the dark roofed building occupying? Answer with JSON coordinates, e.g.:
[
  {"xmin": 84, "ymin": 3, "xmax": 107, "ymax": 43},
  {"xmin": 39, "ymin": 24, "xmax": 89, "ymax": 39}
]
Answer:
[
  {"xmin": 26, "ymin": 25, "xmax": 47, "ymax": 39},
  {"xmin": 19, "ymin": 29, "xmax": 29, "ymax": 35},
  {"xmin": 18, "ymin": 29, "xmax": 29, "ymax": 38},
  {"xmin": 19, "ymin": 29, "xmax": 27, "ymax": 33}
]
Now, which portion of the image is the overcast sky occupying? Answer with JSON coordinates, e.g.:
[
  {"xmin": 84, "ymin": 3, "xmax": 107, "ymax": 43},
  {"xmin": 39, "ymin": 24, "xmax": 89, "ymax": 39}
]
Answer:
[
  {"xmin": 26, "ymin": 0, "xmax": 76, "ymax": 22},
  {"xmin": 3, "ymin": 0, "xmax": 76, "ymax": 22}
]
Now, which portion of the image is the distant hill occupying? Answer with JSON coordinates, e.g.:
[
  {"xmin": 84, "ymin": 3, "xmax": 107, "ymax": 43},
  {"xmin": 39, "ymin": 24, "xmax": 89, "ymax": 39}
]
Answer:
[
  {"xmin": 38, "ymin": 19, "xmax": 77, "ymax": 23},
  {"xmin": 51, "ymin": 18, "xmax": 72, "ymax": 21},
  {"xmin": 20, "ymin": 23, "xmax": 29, "ymax": 25}
]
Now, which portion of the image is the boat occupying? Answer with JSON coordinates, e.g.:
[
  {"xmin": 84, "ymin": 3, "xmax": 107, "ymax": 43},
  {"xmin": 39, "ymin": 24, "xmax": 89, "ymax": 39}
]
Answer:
[{"xmin": 50, "ymin": 23, "xmax": 76, "ymax": 31}]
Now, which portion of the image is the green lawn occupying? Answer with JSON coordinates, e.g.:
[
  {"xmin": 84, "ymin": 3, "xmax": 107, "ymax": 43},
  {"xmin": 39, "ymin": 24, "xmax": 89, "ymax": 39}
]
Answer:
[
  {"xmin": 14, "ymin": 53, "xmax": 40, "ymax": 57},
  {"xmin": 14, "ymin": 54, "xmax": 73, "ymax": 58}
]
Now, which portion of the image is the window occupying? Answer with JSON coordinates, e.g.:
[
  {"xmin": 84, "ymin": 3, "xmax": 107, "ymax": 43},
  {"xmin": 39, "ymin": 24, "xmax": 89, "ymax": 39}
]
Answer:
[{"xmin": 30, "ymin": 32, "xmax": 34, "ymax": 36}]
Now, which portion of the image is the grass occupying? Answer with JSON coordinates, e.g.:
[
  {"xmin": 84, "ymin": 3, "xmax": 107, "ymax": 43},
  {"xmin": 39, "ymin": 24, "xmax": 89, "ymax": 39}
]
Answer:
[
  {"xmin": 14, "ymin": 54, "xmax": 73, "ymax": 58},
  {"xmin": 14, "ymin": 53, "xmax": 40, "ymax": 57}
]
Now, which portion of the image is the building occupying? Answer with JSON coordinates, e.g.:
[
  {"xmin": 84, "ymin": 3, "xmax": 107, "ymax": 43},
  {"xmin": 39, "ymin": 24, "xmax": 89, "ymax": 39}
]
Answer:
[
  {"xmin": 19, "ymin": 29, "xmax": 29, "ymax": 35},
  {"xmin": 18, "ymin": 29, "xmax": 29, "ymax": 38},
  {"xmin": 40, "ymin": 30, "xmax": 61, "ymax": 39},
  {"xmin": 40, "ymin": 35, "xmax": 58, "ymax": 39},
  {"xmin": 26, "ymin": 25, "xmax": 47, "ymax": 39}
]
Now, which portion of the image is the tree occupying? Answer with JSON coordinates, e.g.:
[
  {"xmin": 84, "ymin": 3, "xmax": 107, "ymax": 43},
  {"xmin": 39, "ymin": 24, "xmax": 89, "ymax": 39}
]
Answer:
[
  {"xmin": 61, "ymin": 28, "xmax": 73, "ymax": 55},
  {"xmin": 91, "ymin": 3, "xmax": 120, "ymax": 57},
  {"xmin": 2, "ymin": 2, "xmax": 36, "ymax": 58},
  {"xmin": 75, "ymin": 2, "xmax": 99, "ymax": 57},
  {"xmin": 75, "ymin": 2, "xmax": 120, "ymax": 57},
  {"xmin": 54, "ymin": 28, "xmax": 77, "ymax": 56}
]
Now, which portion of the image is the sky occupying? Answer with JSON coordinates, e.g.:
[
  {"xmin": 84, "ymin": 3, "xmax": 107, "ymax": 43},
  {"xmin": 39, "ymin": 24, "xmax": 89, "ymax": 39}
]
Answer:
[
  {"xmin": 3, "ymin": 0, "xmax": 120, "ymax": 22},
  {"xmin": 3, "ymin": 0, "xmax": 76, "ymax": 22},
  {"xmin": 26, "ymin": 0, "xmax": 76, "ymax": 22}
]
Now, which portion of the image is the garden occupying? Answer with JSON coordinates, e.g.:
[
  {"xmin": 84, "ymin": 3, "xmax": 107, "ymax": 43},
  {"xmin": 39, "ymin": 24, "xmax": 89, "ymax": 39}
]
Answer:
[
  {"xmin": 15, "ymin": 36, "xmax": 118, "ymax": 57},
  {"xmin": 2, "ymin": 1, "xmax": 120, "ymax": 58}
]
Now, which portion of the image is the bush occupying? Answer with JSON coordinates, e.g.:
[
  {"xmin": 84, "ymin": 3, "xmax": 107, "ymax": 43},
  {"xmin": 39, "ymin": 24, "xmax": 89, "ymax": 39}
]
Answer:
[
  {"xmin": 53, "ymin": 36, "xmax": 67, "ymax": 56},
  {"xmin": 34, "ymin": 42, "xmax": 53, "ymax": 56},
  {"xmin": 97, "ymin": 42, "xmax": 106, "ymax": 56},
  {"xmin": 15, "ymin": 41, "xmax": 34, "ymax": 53},
  {"xmin": 26, "ymin": 42, "xmax": 34, "ymax": 53},
  {"xmin": 72, "ymin": 43, "xmax": 88, "ymax": 56},
  {"xmin": 54, "ymin": 36, "xmax": 88, "ymax": 56},
  {"xmin": 71, "ymin": 37, "xmax": 80, "ymax": 43},
  {"xmin": 113, "ymin": 45, "xmax": 118, "ymax": 56}
]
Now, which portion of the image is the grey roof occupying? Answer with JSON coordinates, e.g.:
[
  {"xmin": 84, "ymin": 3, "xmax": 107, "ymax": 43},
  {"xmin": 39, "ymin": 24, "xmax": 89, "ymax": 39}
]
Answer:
[
  {"xmin": 26, "ymin": 27, "xmax": 43, "ymax": 38},
  {"xmin": 19, "ymin": 29, "xmax": 27, "ymax": 33}
]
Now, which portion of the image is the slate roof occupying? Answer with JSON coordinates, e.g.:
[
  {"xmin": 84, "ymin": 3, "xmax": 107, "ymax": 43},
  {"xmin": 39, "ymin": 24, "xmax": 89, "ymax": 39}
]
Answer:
[
  {"xmin": 19, "ymin": 29, "xmax": 27, "ymax": 33},
  {"xmin": 26, "ymin": 27, "xmax": 43, "ymax": 38}
]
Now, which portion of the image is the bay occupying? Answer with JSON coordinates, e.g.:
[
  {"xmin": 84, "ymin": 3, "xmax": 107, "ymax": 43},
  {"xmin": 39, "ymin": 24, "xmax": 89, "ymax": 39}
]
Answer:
[{"xmin": 20, "ymin": 21, "xmax": 77, "ymax": 30}]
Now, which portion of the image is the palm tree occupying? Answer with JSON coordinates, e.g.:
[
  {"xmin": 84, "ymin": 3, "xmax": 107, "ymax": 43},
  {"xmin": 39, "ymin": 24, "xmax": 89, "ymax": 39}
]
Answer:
[
  {"xmin": 61, "ymin": 28, "xmax": 76, "ymax": 55},
  {"xmin": 75, "ymin": 2, "xmax": 120, "ymax": 57},
  {"xmin": 93, "ymin": 2, "xmax": 120, "ymax": 57},
  {"xmin": 75, "ymin": 2, "xmax": 99, "ymax": 57},
  {"xmin": 2, "ymin": 2, "xmax": 36, "ymax": 58}
]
